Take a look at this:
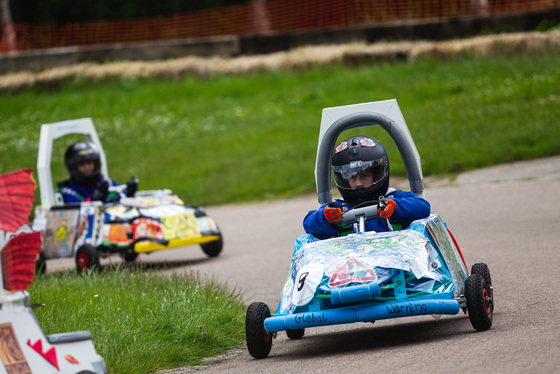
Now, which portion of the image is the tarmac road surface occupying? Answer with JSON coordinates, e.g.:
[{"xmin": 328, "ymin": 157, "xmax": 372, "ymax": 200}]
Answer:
[{"xmin": 48, "ymin": 156, "xmax": 560, "ymax": 374}]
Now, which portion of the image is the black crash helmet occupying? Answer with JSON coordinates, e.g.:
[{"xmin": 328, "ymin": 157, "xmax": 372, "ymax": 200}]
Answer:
[
  {"xmin": 64, "ymin": 141, "xmax": 102, "ymax": 185},
  {"xmin": 331, "ymin": 136, "xmax": 390, "ymax": 207}
]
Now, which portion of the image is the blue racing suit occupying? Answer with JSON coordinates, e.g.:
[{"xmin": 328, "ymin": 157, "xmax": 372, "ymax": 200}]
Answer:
[
  {"xmin": 58, "ymin": 177, "xmax": 120, "ymax": 203},
  {"xmin": 303, "ymin": 188, "xmax": 430, "ymax": 240}
]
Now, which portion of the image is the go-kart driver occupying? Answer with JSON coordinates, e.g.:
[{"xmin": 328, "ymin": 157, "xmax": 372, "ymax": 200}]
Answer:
[
  {"xmin": 58, "ymin": 141, "xmax": 138, "ymax": 203},
  {"xmin": 303, "ymin": 136, "xmax": 430, "ymax": 239}
]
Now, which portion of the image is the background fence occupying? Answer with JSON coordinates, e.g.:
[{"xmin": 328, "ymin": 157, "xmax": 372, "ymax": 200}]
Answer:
[{"xmin": 1, "ymin": 0, "xmax": 560, "ymax": 53}]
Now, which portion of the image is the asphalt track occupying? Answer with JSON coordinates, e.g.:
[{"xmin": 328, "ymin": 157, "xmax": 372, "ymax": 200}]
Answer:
[{"xmin": 49, "ymin": 156, "xmax": 560, "ymax": 374}]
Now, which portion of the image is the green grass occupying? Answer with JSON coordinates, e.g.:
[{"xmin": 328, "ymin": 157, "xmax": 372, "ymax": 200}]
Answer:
[
  {"xmin": 28, "ymin": 268, "xmax": 246, "ymax": 374},
  {"xmin": 1, "ymin": 51, "xmax": 560, "ymax": 206}
]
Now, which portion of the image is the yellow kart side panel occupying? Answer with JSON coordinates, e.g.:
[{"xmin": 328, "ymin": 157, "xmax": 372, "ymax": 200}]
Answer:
[{"xmin": 134, "ymin": 234, "xmax": 220, "ymax": 253}]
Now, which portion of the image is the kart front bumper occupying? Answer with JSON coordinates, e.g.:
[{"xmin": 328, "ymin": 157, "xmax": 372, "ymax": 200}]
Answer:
[{"xmin": 264, "ymin": 295, "xmax": 460, "ymax": 333}]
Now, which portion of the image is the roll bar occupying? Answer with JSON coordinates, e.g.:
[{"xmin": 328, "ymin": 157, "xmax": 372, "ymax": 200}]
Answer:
[
  {"xmin": 314, "ymin": 99, "xmax": 424, "ymax": 204},
  {"xmin": 37, "ymin": 118, "xmax": 109, "ymax": 206}
]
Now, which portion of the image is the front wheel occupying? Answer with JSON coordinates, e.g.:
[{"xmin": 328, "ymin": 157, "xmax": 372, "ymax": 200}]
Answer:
[
  {"xmin": 465, "ymin": 273, "xmax": 493, "ymax": 331},
  {"xmin": 35, "ymin": 252, "xmax": 46, "ymax": 275},
  {"xmin": 286, "ymin": 328, "xmax": 305, "ymax": 340},
  {"xmin": 245, "ymin": 302, "xmax": 273, "ymax": 359},
  {"xmin": 76, "ymin": 245, "xmax": 100, "ymax": 274},
  {"xmin": 200, "ymin": 234, "xmax": 223, "ymax": 257}
]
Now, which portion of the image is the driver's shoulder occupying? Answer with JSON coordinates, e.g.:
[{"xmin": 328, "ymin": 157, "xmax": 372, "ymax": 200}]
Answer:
[
  {"xmin": 101, "ymin": 177, "xmax": 119, "ymax": 186},
  {"xmin": 386, "ymin": 187, "xmax": 397, "ymax": 196},
  {"xmin": 387, "ymin": 188, "xmax": 419, "ymax": 198},
  {"xmin": 57, "ymin": 178, "xmax": 72, "ymax": 188}
]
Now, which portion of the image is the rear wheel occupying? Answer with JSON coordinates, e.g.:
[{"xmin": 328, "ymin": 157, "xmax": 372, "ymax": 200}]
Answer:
[
  {"xmin": 200, "ymin": 234, "xmax": 223, "ymax": 257},
  {"xmin": 120, "ymin": 251, "xmax": 139, "ymax": 263},
  {"xmin": 471, "ymin": 262, "xmax": 492, "ymax": 285},
  {"xmin": 465, "ymin": 273, "xmax": 493, "ymax": 331},
  {"xmin": 245, "ymin": 302, "xmax": 272, "ymax": 359},
  {"xmin": 76, "ymin": 245, "xmax": 100, "ymax": 274},
  {"xmin": 286, "ymin": 328, "xmax": 305, "ymax": 340}
]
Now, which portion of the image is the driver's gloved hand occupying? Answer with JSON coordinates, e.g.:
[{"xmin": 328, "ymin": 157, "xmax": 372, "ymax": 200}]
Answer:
[
  {"xmin": 126, "ymin": 176, "xmax": 139, "ymax": 197},
  {"xmin": 92, "ymin": 180, "xmax": 109, "ymax": 201},
  {"xmin": 377, "ymin": 199, "xmax": 396, "ymax": 219},
  {"xmin": 324, "ymin": 203, "xmax": 343, "ymax": 224}
]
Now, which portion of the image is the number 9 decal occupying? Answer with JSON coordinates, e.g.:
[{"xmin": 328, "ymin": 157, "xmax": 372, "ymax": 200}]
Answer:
[{"xmin": 292, "ymin": 264, "xmax": 325, "ymax": 307}]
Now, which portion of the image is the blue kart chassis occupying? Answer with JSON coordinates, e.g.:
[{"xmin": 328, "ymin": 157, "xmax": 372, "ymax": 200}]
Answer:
[
  {"xmin": 264, "ymin": 208, "xmax": 468, "ymax": 333},
  {"xmin": 265, "ymin": 293, "xmax": 459, "ymax": 332},
  {"xmin": 264, "ymin": 214, "xmax": 467, "ymax": 333},
  {"xmin": 246, "ymin": 102, "xmax": 493, "ymax": 360}
]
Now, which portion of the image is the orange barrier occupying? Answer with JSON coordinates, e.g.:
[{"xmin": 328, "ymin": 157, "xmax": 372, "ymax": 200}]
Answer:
[{"xmin": 1, "ymin": 0, "xmax": 559, "ymax": 53}]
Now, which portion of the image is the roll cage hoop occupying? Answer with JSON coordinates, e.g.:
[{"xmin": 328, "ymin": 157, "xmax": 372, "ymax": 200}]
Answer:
[
  {"xmin": 37, "ymin": 118, "xmax": 109, "ymax": 206},
  {"xmin": 314, "ymin": 99, "xmax": 424, "ymax": 204}
]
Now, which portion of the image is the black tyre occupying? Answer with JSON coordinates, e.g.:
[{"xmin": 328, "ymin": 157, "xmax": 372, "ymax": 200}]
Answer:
[
  {"xmin": 471, "ymin": 262, "xmax": 492, "ymax": 285},
  {"xmin": 120, "ymin": 251, "xmax": 139, "ymax": 263},
  {"xmin": 75, "ymin": 245, "xmax": 100, "ymax": 274},
  {"xmin": 465, "ymin": 273, "xmax": 493, "ymax": 331},
  {"xmin": 286, "ymin": 328, "xmax": 305, "ymax": 340},
  {"xmin": 35, "ymin": 252, "xmax": 46, "ymax": 275},
  {"xmin": 245, "ymin": 302, "xmax": 273, "ymax": 359},
  {"xmin": 200, "ymin": 234, "xmax": 223, "ymax": 257}
]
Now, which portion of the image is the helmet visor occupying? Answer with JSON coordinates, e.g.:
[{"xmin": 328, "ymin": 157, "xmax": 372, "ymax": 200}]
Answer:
[{"xmin": 333, "ymin": 157, "xmax": 387, "ymax": 189}]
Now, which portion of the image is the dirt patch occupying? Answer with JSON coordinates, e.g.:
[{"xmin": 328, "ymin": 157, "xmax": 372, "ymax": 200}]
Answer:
[{"xmin": 1, "ymin": 31, "xmax": 559, "ymax": 92}]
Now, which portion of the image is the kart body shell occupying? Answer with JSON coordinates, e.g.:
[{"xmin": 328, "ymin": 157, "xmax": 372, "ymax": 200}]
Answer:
[
  {"xmin": 0, "ymin": 170, "xmax": 106, "ymax": 374},
  {"xmin": 245, "ymin": 100, "xmax": 493, "ymax": 359},
  {"xmin": 266, "ymin": 214, "xmax": 467, "ymax": 332},
  {"xmin": 32, "ymin": 118, "xmax": 223, "ymax": 273},
  {"xmin": 0, "ymin": 289, "xmax": 107, "ymax": 374}
]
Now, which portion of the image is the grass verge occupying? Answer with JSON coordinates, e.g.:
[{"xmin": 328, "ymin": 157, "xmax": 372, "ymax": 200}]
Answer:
[{"xmin": 28, "ymin": 267, "xmax": 246, "ymax": 374}]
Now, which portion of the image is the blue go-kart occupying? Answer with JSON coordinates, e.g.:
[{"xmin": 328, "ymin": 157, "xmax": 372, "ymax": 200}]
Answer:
[{"xmin": 245, "ymin": 100, "xmax": 494, "ymax": 359}]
